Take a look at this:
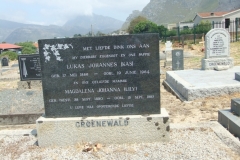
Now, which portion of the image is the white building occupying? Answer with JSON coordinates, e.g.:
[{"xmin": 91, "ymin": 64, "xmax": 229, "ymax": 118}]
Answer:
[{"xmin": 193, "ymin": 8, "xmax": 240, "ymax": 31}]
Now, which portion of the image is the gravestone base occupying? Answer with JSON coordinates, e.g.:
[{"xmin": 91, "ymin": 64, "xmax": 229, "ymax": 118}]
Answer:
[
  {"xmin": 201, "ymin": 57, "xmax": 234, "ymax": 70},
  {"xmin": 36, "ymin": 108, "xmax": 170, "ymax": 147},
  {"xmin": 218, "ymin": 109, "xmax": 240, "ymax": 138},
  {"xmin": 164, "ymin": 59, "xmax": 172, "ymax": 68}
]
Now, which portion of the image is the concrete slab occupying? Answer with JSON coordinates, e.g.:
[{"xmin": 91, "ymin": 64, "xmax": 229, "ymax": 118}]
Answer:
[
  {"xmin": 164, "ymin": 66, "xmax": 240, "ymax": 101},
  {"xmin": 36, "ymin": 108, "xmax": 169, "ymax": 147},
  {"xmin": 218, "ymin": 109, "xmax": 240, "ymax": 138}
]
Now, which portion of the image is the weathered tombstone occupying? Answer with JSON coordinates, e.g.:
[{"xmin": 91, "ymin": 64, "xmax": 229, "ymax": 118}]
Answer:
[
  {"xmin": 164, "ymin": 41, "xmax": 173, "ymax": 67},
  {"xmin": 36, "ymin": 34, "xmax": 169, "ymax": 146},
  {"xmin": 218, "ymin": 98, "xmax": 240, "ymax": 139},
  {"xmin": 172, "ymin": 49, "xmax": 184, "ymax": 70},
  {"xmin": 202, "ymin": 28, "xmax": 233, "ymax": 70},
  {"xmin": 18, "ymin": 54, "xmax": 41, "ymax": 81},
  {"xmin": 1, "ymin": 57, "xmax": 9, "ymax": 66},
  {"xmin": 231, "ymin": 98, "xmax": 240, "ymax": 116}
]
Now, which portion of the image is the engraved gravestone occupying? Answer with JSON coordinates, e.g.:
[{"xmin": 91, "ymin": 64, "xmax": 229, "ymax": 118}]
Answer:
[
  {"xmin": 38, "ymin": 34, "xmax": 160, "ymax": 117},
  {"xmin": 172, "ymin": 49, "xmax": 184, "ymax": 70},
  {"xmin": 18, "ymin": 54, "xmax": 41, "ymax": 81},
  {"xmin": 1, "ymin": 57, "xmax": 8, "ymax": 66},
  {"xmin": 202, "ymin": 28, "xmax": 233, "ymax": 70}
]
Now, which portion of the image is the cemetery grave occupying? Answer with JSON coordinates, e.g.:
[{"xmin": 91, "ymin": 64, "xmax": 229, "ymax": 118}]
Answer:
[{"xmin": 0, "ymin": 33, "xmax": 240, "ymax": 158}]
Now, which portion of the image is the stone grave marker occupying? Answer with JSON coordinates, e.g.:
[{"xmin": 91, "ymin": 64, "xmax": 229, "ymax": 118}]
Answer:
[
  {"xmin": 219, "ymin": 98, "xmax": 240, "ymax": 139},
  {"xmin": 18, "ymin": 54, "xmax": 41, "ymax": 81},
  {"xmin": 1, "ymin": 57, "xmax": 8, "ymax": 66},
  {"xmin": 172, "ymin": 49, "xmax": 184, "ymax": 70},
  {"xmin": 231, "ymin": 98, "xmax": 240, "ymax": 116},
  {"xmin": 202, "ymin": 28, "xmax": 233, "ymax": 70},
  {"xmin": 164, "ymin": 41, "xmax": 172, "ymax": 67},
  {"xmin": 36, "ymin": 34, "xmax": 169, "ymax": 146},
  {"xmin": 38, "ymin": 34, "xmax": 161, "ymax": 118}
]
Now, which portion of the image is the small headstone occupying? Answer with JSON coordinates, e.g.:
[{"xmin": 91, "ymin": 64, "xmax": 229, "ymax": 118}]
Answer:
[
  {"xmin": 172, "ymin": 49, "xmax": 184, "ymax": 70},
  {"xmin": 18, "ymin": 54, "xmax": 41, "ymax": 81},
  {"xmin": 38, "ymin": 34, "xmax": 160, "ymax": 117},
  {"xmin": 202, "ymin": 28, "xmax": 233, "ymax": 70},
  {"xmin": 165, "ymin": 41, "xmax": 172, "ymax": 52},
  {"xmin": 1, "ymin": 57, "xmax": 8, "ymax": 66},
  {"xmin": 164, "ymin": 41, "xmax": 173, "ymax": 67},
  {"xmin": 231, "ymin": 98, "xmax": 240, "ymax": 116}
]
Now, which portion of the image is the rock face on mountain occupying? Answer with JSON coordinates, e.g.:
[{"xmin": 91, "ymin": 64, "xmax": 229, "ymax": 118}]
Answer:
[
  {"xmin": 121, "ymin": 0, "xmax": 240, "ymax": 30},
  {"xmin": 1, "ymin": 14, "xmax": 123, "ymax": 43}
]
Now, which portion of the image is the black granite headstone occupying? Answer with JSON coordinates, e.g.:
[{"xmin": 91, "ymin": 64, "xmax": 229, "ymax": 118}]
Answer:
[
  {"xmin": 38, "ymin": 34, "xmax": 160, "ymax": 117},
  {"xmin": 18, "ymin": 54, "xmax": 42, "ymax": 81},
  {"xmin": 172, "ymin": 49, "xmax": 184, "ymax": 70},
  {"xmin": 231, "ymin": 98, "xmax": 240, "ymax": 116},
  {"xmin": 1, "ymin": 57, "xmax": 8, "ymax": 66},
  {"xmin": 235, "ymin": 72, "xmax": 240, "ymax": 81}
]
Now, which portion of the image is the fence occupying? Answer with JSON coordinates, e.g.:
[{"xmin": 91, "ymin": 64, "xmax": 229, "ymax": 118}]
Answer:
[{"xmin": 161, "ymin": 19, "xmax": 240, "ymax": 43}]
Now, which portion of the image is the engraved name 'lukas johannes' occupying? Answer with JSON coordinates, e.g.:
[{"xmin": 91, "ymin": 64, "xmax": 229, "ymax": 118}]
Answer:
[{"xmin": 66, "ymin": 61, "xmax": 134, "ymax": 69}]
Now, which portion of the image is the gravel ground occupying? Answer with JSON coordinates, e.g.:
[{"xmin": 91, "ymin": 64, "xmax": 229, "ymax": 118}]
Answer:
[
  {"xmin": 0, "ymin": 122, "xmax": 239, "ymax": 160},
  {"xmin": 0, "ymin": 89, "xmax": 44, "ymax": 115}
]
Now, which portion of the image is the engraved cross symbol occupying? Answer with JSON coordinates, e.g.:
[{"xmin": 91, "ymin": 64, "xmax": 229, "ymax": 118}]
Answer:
[
  {"xmin": 176, "ymin": 61, "xmax": 180, "ymax": 69},
  {"xmin": 21, "ymin": 58, "xmax": 28, "ymax": 77}
]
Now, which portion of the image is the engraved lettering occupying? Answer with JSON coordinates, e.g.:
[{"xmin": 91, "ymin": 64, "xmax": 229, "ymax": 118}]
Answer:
[
  {"xmin": 97, "ymin": 87, "xmax": 121, "ymax": 93},
  {"xmin": 70, "ymin": 73, "xmax": 77, "ymax": 77},
  {"xmin": 59, "ymin": 98, "xmax": 71, "ymax": 102},
  {"xmin": 122, "ymin": 104, "xmax": 134, "ymax": 107},
  {"xmin": 125, "ymin": 71, "xmax": 137, "ymax": 74},
  {"xmin": 99, "ymin": 54, "xmax": 118, "ymax": 58},
  {"xmin": 95, "ymin": 46, "xmax": 110, "ymax": 50},
  {"xmin": 114, "ymin": 45, "xmax": 124, "ymax": 49},
  {"xmin": 65, "ymin": 89, "xmax": 94, "ymax": 94},
  {"xmin": 112, "ymin": 79, "xmax": 127, "ymax": 83},
  {"xmin": 67, "ymin": 64, "xmax": 84, "ymax": 69},
  {"xmin": 88, "ymin": 62, "xmax": 117, "ymax": 68},
  {"xmin": 139, "ymin": 53, "xmax": 150, "ymax": 56},
  {"xmin": 124, "ymin": 87, "xmax": 137, "ymax": 92},
  {"xmin": 121, "ymin": 61, "xmax": 133, "ymax": 67},
  {"xmin": 139, "ymin": 44, "xmax": 149, "ymax": 48},
  {"xmin": 83, "ymin": 46, "xmax": 92, "ymax": 51}
]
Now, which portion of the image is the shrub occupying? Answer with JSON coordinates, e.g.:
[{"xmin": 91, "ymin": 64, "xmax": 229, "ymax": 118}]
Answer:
[{"xmin": 0, "ymin": 51, "xmax": 18, "ymax": 60}]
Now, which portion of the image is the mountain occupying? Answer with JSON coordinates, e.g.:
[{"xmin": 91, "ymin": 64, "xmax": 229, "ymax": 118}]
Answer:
[
  {"xmin": 63, "ymin": 13, "xmax": 124, "ymax": 34},
  {"xmin": 1, "ymin": 14, "xmax": 124, "ymax": 43},
  {"xmin": 121, "ymin": 0, "xmax": 240, "ymax": 30}
]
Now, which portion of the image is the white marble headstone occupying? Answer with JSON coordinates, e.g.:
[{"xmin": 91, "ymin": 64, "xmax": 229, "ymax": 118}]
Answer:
[
  {"xmin": 205, "ymin": 28, "xmax": 230, "ymax": 59},
  {"xmin": 165, "ymin": 41, "xmax": 172, "ymax": 51}
]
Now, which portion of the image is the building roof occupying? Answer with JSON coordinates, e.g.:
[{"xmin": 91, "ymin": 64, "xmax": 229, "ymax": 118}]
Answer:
[
  {"xmin": 33, "ymin": 42, "xmax": 38, "ymax": 48},
  {"xmin": 197, "ymin": 8, "xmax": 240, "ymax": 18},
  {"xmin": 0, "ymin": 43, "xmax": 22, "ymax": 50}
]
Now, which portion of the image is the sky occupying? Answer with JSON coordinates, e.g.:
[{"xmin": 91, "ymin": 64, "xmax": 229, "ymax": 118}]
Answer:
[{"xmin": 0, "ymin": 0, "xmax": 150, "ymax": 26}]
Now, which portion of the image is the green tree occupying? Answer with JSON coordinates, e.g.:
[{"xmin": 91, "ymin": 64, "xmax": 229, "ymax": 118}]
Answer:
[
  {"xmin": 180, "ymin": 27, "xmax": 193, "ymax": 35},
  {"xmin": 127, "ymin": 16, "xmax": 148, "ymax": 34},
  {"xmin": 158, "ymin": 25, "xmax": 167, "ymax": 37},
  {"xmin": 133, "ymin": 21, "xmax": 158, "ymax": 34},
  {"xmin": 195, "ymin": 21, "xmax": 211, "ymax": 34},
  {"xmin": 166, "ymin": 30, "xmax": 177, "ymax": 37},
  {"xmin": 73, "ymin": 34, "xmax": 82, "ymax": 38},
  {"xmin": 0, "ymin": 51, "xmax": 18, "ymax": 60},
  {"xmin": 15, "ymin": 42, "xmax": 37, "ymax": 54}
]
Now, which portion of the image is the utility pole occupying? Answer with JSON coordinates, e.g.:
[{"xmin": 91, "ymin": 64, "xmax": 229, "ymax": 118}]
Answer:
[{"xmin": 91, "ymin": 24, "xmax": 93, "ymax": 37}]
